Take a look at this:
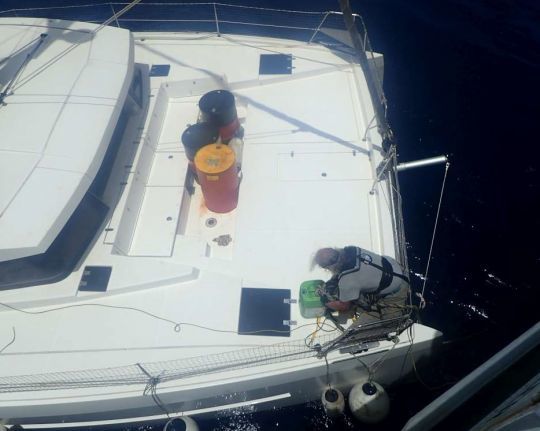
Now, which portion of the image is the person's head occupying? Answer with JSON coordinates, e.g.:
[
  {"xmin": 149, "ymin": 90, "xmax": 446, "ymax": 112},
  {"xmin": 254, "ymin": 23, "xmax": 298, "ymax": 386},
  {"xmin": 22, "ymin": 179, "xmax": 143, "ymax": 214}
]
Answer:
[{"xmin": 313, "ymin": 247, "xmax": 343, "ymax": 274}]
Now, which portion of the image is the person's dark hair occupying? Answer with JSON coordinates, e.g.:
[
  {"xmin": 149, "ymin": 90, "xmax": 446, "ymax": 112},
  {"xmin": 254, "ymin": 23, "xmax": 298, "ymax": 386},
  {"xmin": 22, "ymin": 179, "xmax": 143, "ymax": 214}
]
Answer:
[{"xmin": 314, "ymin": 248, "xmax": 344, "ymax": 274}]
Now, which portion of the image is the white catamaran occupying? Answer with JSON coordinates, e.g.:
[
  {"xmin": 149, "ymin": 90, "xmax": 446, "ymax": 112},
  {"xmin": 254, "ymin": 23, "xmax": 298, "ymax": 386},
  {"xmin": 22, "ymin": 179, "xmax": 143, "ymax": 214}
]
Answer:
[{"xmin": 0, "ymin": 2, "xmax": 443, "ymax": 428}]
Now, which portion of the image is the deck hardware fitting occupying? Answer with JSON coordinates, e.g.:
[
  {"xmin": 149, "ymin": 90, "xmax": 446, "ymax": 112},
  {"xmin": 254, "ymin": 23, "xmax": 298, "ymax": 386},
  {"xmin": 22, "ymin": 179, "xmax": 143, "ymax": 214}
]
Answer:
[
  {"xmin": 213, "ymin": 234, "xmax": 232, "ymax": 246},
  {"xmin": 205, "ymin": 217, "xmax": 217, "ymax": 228},
  {"xmin": 339, "ymin": 341, "xmax": 379, "ymax": 354}
]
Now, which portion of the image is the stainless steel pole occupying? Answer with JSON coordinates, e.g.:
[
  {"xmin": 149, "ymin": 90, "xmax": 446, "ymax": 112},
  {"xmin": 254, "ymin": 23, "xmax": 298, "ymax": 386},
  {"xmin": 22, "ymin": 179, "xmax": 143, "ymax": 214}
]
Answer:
[{"xmin": 396, "ymin": 155, "xmax": 448, "ymax": 172}]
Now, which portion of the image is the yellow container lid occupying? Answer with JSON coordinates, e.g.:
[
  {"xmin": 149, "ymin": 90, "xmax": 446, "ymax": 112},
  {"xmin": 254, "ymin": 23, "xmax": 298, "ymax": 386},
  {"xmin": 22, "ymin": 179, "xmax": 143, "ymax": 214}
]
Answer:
[{"xmin": 194, "ymin": 143, "xmax": 236, "ymax": 174}]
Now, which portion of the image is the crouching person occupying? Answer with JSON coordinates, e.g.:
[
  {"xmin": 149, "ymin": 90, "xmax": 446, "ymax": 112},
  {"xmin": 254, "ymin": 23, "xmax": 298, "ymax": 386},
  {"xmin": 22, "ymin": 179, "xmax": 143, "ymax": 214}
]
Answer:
[{"xmin": 314, "ymin": 246, "xmax": 410, "ymax": 323}]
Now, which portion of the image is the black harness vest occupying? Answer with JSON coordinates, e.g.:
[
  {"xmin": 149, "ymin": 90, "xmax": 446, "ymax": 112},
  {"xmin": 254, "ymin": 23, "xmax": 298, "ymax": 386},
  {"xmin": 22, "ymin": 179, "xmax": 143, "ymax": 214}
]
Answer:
[{"xmin": 336, "ymin": 247, "xmax": 409, "ymax": 301}]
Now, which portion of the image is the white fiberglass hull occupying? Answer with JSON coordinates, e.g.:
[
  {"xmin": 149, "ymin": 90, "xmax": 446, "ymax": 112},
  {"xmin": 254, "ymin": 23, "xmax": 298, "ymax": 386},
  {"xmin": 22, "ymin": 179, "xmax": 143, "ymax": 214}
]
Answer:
[
  {"xmin": 0, "ymin": 7, "xmax": 441, "ymax": 429},
  {"xmin": 2, "ymin": 325, "xmax": 438, "ymax": 429}
]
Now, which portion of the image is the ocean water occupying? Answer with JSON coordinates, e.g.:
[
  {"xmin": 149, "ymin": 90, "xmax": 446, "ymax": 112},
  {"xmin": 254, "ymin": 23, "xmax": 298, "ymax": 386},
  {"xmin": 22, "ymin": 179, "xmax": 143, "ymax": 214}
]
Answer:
[{"xmin": 1, "ymin": 0, "xmax": 538, "ymax": 429}]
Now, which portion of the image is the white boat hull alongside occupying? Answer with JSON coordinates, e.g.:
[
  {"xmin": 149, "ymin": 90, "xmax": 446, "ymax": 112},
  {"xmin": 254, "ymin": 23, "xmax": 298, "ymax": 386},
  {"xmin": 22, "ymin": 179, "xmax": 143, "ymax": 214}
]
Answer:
[
  {"xmin": 0, "ymin": 6, "xmax": 442, "ymax": 428},
  {"xmin": 3, "ymin": 324, "xmax": 438, "ymax": 428}
]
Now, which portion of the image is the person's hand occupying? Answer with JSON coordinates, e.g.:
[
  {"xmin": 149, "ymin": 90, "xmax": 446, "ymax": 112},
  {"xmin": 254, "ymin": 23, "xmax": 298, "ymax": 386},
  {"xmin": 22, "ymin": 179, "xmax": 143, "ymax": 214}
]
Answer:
[{"xmin": 326, "ymin": 300, "xmax": 351, "ymax": 312}]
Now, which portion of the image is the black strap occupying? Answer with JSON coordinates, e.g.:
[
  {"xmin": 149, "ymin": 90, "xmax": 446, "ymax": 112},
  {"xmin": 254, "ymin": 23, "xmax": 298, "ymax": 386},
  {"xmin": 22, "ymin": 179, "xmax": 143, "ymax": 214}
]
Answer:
[
  {"xmin": 377, "ymin": 257, "xmax": 394, "ymax": 292},
  {"xmin": 337, "ymin": 247, "xmax": 363, "ymax": 279},
  {"xmin": 336, "ymin": 248, "xmax": 410, "ymax": 298},
  {"xmin": 357, "ymin": 253, "xmax": 410, "ymax": 294}
]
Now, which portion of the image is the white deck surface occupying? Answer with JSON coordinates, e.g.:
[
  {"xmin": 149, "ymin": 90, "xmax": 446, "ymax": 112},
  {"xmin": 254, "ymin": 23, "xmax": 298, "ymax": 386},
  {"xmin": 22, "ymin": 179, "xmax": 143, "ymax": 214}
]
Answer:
[
  {"xmin": 0, "ymin": 19, "xmax": 133, "ymax": 261},
  {"xmin": 0, "ymin": 31, "xmax": 409, "ymax": 397}
]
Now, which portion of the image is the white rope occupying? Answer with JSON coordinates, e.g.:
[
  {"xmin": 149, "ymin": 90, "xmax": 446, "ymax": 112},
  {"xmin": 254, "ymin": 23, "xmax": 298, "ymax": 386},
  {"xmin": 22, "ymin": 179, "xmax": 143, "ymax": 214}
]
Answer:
[
  {"xmin": 369, "ymin": 335, "xmax": 399, "ymax": 376},
  {"xmin": 417, "ymin": 161, "xmax": 450, "ymax": 309},
  {"xmin": 8, "ymin": 0, "xmax": 142, "ymax": 93},
  {"xmin": 0, "ymin": 33, "xmax": 47, "ymax": 102},
  {"xmin": 94, "ymin": 0, "xmax": 143, "ymax": 33}
]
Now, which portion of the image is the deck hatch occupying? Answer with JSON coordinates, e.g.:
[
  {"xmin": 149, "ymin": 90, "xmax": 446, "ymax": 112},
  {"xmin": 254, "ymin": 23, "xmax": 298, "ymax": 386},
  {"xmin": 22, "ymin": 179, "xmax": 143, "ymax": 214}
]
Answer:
[
  {"xmin": 149, "ymin": 64, "xmax": 170, "ymax": 77},
  {"xmin": 238, "ymin": 288, "xmax": 291, "ymax": 337},
  {"xmin": 78, "ymin": 266, "xmax": 112, "ymax": 292},
  {"xmin": 259, "ymin": 54, "xmax": 292, "ymax": 75}
]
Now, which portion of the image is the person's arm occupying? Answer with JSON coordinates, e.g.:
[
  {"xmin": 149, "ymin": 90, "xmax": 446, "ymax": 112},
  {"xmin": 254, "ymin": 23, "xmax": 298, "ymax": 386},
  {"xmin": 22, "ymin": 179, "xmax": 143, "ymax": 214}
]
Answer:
[
  {"xmin": 325, "ymin": 299, "xmax": 352, "ymax": 311},
  {"xmin": 322, "ymin": 276, "xmax": 351, "ymax": 311}
]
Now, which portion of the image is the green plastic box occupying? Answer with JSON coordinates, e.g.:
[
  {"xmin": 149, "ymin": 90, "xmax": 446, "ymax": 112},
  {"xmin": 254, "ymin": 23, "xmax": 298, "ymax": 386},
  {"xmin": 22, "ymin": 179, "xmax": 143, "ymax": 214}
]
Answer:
[{"xmin": 299, "ymin": 280, "xmax": 326, "ymax": 318}]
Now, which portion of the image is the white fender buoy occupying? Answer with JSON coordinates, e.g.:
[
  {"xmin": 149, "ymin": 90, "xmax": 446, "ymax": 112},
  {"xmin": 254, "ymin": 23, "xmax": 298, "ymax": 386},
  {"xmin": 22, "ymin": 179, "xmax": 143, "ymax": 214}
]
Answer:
[
  {"xmin": 348, "ymin": 380, "xmax": 390, "ymax": 424},
  {"xmin": 321, "ymin": 386, "xmax": 345, "ymax": 416},
  {"xmin": 163, "ymin": 416, "xmax": 199, "ymax": 431}
]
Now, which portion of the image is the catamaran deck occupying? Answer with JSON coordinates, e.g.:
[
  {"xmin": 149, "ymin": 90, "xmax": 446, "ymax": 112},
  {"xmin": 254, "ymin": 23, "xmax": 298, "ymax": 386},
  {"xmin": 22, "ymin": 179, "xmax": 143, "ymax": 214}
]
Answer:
[{"xmin": 0, "ymin": 25, "xmax": 438, "ymax": 413}]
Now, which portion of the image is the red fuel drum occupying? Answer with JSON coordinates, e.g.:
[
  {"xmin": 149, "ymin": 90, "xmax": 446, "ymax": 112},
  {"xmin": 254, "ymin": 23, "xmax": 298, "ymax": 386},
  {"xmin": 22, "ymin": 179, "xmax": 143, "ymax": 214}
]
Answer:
[
  {"xmin": 181, "ymin": 122, "xmax": 219, "ymax": 183},
  {"xmin": 199, "ymin": 90, "xmax": 240, "ymax": 143},
  {"xmin": 194, "ymin": 144, "xmax": 239, "ymax": 213},
  {"xmin": 181, "ymin": 123, "xmax": 219, "ymax": 162},
  {"xmin": 219, "ymin": 117, "xmax": 241, "ymax": 143}
]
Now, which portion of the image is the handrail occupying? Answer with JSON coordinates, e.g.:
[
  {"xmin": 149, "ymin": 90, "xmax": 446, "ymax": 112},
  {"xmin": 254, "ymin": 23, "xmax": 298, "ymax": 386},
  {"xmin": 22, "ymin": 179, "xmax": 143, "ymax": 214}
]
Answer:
[
  {"xmin": 0, "ymin": 318, "xmax": 409, "ymax": 393},
  {"xmin": 0, "ymin": 3, "xmax": 365, "ymax": 36},
  {"xmin": 0, "ymin": 2, "xmax": 382, "ymax": 109},
  {"xmin": 0, "ymin": 3, "xmax": 332, "ymax": 16}
]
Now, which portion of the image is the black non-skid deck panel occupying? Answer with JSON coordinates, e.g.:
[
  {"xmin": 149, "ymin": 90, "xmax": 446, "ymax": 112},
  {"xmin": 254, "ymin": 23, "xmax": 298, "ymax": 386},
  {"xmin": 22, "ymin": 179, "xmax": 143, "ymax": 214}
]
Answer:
[
  {"xmin": 78, "ymin": 266, "xmax": 112, "ymax": 292},
  {"xmin": 149, "ymin": 64, "xmax": 170, "ymax": 77},
  {"xmin": 259, "ymin": 54, "xmax": 292, "ymax": 75},
  {"xmin": 238, "ymin": 288, "xmax": 291, "ymax": 337}
]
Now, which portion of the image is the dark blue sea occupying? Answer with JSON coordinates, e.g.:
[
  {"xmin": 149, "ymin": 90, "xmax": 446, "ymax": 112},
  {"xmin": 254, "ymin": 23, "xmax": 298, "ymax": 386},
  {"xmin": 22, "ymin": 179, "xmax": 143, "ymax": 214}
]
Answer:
[{"xmin": 1, "ymin": 0, "xmax": 538, "ymax": 429}]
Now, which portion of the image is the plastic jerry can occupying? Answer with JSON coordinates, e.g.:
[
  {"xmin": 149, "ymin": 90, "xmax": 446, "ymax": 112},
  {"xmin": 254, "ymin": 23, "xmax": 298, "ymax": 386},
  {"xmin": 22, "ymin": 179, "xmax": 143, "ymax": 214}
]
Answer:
[{"xmin": 299, "ymin": 280, "xmax": 326, "ymax": 318}]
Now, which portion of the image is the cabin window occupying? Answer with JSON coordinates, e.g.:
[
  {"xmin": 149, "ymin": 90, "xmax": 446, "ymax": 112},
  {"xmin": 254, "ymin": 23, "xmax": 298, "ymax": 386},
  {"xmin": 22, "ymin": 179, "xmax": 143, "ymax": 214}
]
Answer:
[
  {"xmin": 128, "ymin": 67, "xmax": 143, "ymax": 108},
  {"xmin": 0, "ymin": 192, "xmax": 108, "ymax": 290}
]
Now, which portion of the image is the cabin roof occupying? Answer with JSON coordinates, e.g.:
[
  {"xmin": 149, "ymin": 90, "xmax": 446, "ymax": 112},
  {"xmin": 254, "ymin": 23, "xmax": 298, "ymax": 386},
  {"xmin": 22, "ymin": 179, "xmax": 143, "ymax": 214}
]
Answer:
[{"xmin": 0, "ymin": 18, "xmax": 133, "ymax": 262}]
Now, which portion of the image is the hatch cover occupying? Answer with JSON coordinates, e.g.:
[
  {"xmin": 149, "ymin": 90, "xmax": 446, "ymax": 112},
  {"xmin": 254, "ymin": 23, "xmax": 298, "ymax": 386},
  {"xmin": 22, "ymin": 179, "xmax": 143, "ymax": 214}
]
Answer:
[
  {"xmin": 150, "ymin": 64, "xmax": 170, "ymax": 77},
  {"xmin": 259, "ymin": 54, "xmax": 292, "ymax": 75},
  {"xmin": 78, "ymin": 266, "xmax": 112, "ymax": 292},
  {"xmin": 238, "ymin": 288, "xmax": 291, "ymax": 337}
]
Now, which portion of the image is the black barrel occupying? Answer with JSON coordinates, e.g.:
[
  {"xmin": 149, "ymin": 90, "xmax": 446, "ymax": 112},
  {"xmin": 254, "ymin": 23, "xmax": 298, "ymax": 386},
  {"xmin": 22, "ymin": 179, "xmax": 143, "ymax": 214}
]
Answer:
[
  {"xmin": 181, "ymin": 123, "xmax": 219, "ymax": 161},
  {"xmin": 199, "ymin": 90, "xmax": 238, "ymax": 127}
]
